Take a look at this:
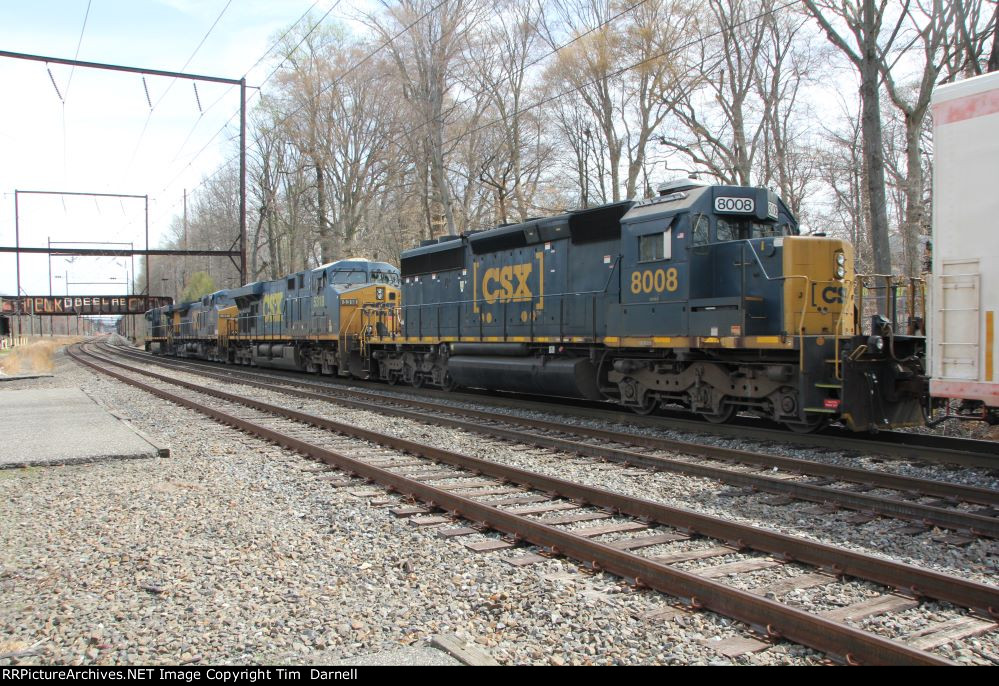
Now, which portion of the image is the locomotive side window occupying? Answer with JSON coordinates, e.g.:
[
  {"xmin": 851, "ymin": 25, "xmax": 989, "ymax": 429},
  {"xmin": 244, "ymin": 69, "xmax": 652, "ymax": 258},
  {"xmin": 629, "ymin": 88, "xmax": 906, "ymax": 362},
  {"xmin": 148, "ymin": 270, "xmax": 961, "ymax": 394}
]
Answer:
[
  {"xmin": 371, "ymin": 270, "xmax": 400, "ymax": 286},
  {"xmin": 716, "ymin": 217, "xmax": 782, "ymax": 241},
  {"xmin": 692, "ymin": 214, "xmax": 710, "ymax": 245},
  {"xmin": 716, "ymin": 217, "xmax": 739, "ymax": 242},
  {"xmin": 298, "ymin": 274, "xmax": 305, "ymax": 289},
  {"xmin": 287, "ymin": 277, "xmax": 295, "ymax": 290},
  {"xmin": 639, "ymin": 230, "xmax": 671, "ymax": 262}
]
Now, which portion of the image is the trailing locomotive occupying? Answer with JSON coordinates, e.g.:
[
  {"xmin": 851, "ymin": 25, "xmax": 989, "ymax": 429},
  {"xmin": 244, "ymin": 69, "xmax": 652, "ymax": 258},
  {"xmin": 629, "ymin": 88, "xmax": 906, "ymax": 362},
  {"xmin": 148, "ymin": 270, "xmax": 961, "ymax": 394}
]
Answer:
[
  {"xmin": 146, "ymin": 180, "xmax": 928, "ymax": 433},
  {"xmin": 146, "ymin": 258, "xmax": 401, "ymax": 378}
]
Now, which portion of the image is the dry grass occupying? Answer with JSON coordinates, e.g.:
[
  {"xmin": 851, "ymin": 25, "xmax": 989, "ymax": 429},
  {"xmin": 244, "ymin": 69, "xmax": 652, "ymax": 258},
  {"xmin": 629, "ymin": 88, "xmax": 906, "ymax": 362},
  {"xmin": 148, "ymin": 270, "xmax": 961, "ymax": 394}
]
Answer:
[{"xmin": 0, "ymin": 337, "xmax": 82, "ymax": 375}]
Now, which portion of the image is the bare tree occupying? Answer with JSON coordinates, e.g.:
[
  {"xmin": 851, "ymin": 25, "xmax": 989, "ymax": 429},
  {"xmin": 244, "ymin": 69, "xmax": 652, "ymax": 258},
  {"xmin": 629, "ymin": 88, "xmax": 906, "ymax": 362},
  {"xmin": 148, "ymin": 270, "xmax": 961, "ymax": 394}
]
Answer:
[
  {"xmin": 756, "ymin": 5, "xmax": 820, "ymax": 218},
  {"xmin": 874, "ymin": 1, "xmax": 955, "ymax": 275},
  {"xmin": 815, "ymin": 109, "xmax": 871, "ymax": 269},
  {"xmin": 874, "ymin": 1, "xmax": 993, "ymax": 275},
  {"xmin": 990, "ymin": 1, "xmax": 999, "ymax": 69},
  {"xmin": 542, "ymin": 0, "xmax": 699, "ymax": 202},
  {"xmin": 663, "ymin": 0, "xmax": 769, "ymax": 185},
  {"xmin": 315, "ymin": 49, "xmax": 403, "ymax": 257},
  {"xmin": 366, "ymin": 0, "xmax": 486, "ymax": 236},
  {"xmin": 463, "ymin": 1, "xmax": 551, "ymax": 222},
  {"xmin": 804, "ymin": 0, "xmax": 900, "ymax": 289}
]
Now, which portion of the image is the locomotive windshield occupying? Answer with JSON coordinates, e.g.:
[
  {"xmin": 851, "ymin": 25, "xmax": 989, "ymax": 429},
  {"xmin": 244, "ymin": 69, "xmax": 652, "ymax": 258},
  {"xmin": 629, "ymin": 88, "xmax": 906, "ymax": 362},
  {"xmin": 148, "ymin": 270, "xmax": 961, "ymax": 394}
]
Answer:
[
  {"xmin": 371, "ymin": 270, "xmax": 400, "ymax": 286},
  {"xmin": 331, "ymin": 270, "xmax": 368, "ymax": 285},
  {"xmin": 715, "ymin": 217, "xmax": 788, "ymax": 241}
]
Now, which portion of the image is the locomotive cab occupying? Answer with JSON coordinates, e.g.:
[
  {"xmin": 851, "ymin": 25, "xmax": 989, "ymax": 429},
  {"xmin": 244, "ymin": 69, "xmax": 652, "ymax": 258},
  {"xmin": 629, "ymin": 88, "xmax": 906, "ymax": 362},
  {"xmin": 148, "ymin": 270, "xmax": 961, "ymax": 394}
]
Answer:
[{"xmin": 612, "ymin": 180, "xmax": 924, "ymax": 431}]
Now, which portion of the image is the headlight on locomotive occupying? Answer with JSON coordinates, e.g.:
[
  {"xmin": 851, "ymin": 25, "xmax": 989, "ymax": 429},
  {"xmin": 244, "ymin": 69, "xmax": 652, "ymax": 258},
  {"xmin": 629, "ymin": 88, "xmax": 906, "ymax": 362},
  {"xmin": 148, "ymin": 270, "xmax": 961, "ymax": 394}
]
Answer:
[{"xmin": 834, "ymin": 251, "xmax": 846, "ymax": 279}]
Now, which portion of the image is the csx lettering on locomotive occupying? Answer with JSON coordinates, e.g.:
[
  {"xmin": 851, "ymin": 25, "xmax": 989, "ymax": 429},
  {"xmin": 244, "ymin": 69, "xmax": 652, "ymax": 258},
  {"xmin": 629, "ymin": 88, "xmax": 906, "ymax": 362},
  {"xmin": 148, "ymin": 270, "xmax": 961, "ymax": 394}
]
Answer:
[
  {"xmin": 475, "ymin": 253, "xmax": 544, "ymax": 311},
  {"xmin": 262, "ymin": 292, "xmax": 283, "ymax": 323}
]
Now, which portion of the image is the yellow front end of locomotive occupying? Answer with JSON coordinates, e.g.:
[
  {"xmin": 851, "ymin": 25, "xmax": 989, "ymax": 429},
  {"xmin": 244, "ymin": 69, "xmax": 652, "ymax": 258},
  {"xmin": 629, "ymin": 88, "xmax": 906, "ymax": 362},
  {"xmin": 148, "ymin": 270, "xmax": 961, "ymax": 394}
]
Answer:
[
  {"xmin": 782, "ymin": 237, "xmax": 856, "ymax": 337},
  {"xmin": 337, "ymin": 283, "xmax": 401, "ymax": 340}
]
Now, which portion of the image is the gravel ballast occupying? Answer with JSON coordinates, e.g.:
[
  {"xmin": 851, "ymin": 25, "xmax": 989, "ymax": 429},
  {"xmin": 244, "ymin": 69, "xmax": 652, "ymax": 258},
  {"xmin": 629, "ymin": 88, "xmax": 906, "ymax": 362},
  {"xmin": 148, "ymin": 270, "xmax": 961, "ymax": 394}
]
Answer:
[{"xmin": 1, "ymin": 346, "xmax": 995, "ymax": 665}]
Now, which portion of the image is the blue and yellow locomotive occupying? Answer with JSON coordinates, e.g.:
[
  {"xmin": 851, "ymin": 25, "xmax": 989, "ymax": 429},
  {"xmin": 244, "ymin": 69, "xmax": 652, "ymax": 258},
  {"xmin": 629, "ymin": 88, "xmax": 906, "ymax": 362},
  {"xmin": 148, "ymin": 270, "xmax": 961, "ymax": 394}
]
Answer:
[
  {"xmin": 146, "ymin": 180, "xmax": 926, "ymax": 432},
  {"xmin": 146, "ymin": 258, "xmax": 400, "ymax": 377},
  {"xmin": 367, "ymin": 179, "xmax": 925, "ymax": 432}
]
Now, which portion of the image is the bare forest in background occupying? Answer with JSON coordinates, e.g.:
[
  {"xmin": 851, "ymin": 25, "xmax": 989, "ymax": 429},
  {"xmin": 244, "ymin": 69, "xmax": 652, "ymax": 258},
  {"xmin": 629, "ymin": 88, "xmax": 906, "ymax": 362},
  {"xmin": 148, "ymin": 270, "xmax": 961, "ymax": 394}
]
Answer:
[{"xmin": 141, "ymin": 0, "xmax": 999, "ymax": 302}]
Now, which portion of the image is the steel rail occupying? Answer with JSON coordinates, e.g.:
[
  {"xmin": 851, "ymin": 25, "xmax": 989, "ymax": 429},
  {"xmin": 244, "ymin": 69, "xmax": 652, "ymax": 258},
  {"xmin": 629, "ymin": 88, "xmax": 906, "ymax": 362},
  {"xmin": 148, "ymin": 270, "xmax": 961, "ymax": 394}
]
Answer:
[
  {"xmin": 77, "ymin": 345, "xmax": 999, "ymax": 618},
  {"xmin": 69, "ymin": 345, "xmax": 964, "ymax": 665},
  {"xmin": 115, "ymin": 344, "xmax": 999, "ymax": 506},
  {"xmin": 99, "ymin": 344, "xmax": 999, "ymax": 534},
  {"xmin": 117, "ymin": 344, "xmax": 999, "ymax": 467}
]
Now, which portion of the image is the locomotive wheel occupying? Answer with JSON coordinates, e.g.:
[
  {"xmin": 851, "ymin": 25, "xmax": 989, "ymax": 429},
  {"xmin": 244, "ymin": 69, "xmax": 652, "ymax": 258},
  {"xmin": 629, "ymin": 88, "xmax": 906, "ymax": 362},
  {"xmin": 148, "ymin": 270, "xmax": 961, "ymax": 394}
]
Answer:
[
  {"xmin": 411, "ymin": 373, "xmax": 425, "ymax": 389},
  {"xmin": 440, "ymin": 371, "xmax": 458, "ymax": 392},
  {"xmin": 784, "ymin": 416, "xmax": 829, "ymax": 433},
  {"xmin": 386, "ymin": 372, "xmax": 398, "ymax": 386},
  {"xmin": 629, "ymin": 396, "xmax": 659, "ymax": 415},
  {"xmin": 701, "ymin": 405, "xmax": 736, "ymax": 424}
]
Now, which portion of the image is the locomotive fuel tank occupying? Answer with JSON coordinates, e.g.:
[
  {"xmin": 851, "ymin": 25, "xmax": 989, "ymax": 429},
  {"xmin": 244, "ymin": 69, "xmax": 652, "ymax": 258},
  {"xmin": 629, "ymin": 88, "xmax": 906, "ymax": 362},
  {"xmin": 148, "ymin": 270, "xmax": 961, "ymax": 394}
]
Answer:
[{"xmin": 447, "ymin": 354, "xmax": 603, "ymax": 399}]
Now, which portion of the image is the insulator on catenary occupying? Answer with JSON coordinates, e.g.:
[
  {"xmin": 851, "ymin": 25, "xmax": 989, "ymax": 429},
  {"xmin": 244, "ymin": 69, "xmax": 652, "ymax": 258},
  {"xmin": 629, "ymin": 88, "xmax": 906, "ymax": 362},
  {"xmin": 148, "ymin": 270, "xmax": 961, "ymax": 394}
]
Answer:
[
  {"xmin": 46, "ymin": 65, "xmax": 64, "ymax": 102},
  {"xmin": 142, "ymin": 76, "xmax": 152, "ymax": 110},
  {"xmin": 193, "ymin": 82, "xmax": 203, "ymax": 114}
]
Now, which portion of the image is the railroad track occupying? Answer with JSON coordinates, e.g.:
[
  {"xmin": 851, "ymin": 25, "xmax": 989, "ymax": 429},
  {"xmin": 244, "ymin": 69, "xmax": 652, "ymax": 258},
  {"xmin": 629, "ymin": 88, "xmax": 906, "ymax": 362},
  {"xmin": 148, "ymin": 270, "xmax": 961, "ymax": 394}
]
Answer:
[
  {"xmin": 99, "ymin": 342, "xmax": 999, "ymax": 539},
  {"xmin": 72, "ymin": 343, "xmax": 999, "ymax": 665},
  {"xmin": 109, "ymin": 344, "xmax": 999, "ymax": 469}
]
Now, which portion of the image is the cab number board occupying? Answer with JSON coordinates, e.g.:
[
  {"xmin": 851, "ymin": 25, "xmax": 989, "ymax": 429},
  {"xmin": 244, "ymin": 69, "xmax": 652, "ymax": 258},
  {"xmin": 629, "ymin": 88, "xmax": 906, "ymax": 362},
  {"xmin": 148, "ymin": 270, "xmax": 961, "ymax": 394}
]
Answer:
[{"xmin": 714, "ymin": 196, "xmax": 755, "ymax": 213}]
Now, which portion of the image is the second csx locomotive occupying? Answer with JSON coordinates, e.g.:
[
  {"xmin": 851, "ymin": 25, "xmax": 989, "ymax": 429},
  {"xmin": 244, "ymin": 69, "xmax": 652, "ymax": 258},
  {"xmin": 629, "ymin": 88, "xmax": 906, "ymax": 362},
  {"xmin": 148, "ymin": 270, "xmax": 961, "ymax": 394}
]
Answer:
[{"xmin": 147, "ymin": 179, "xmax": 927, "ymax": 432}]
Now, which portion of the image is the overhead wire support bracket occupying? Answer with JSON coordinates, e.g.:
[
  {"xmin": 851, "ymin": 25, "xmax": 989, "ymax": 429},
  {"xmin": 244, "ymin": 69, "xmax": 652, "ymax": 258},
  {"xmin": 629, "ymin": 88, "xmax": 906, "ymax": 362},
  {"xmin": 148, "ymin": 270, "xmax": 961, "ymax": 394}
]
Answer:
[{"xmin": 0, "ymin": 49, "xmax": 249, "ymax": 290}]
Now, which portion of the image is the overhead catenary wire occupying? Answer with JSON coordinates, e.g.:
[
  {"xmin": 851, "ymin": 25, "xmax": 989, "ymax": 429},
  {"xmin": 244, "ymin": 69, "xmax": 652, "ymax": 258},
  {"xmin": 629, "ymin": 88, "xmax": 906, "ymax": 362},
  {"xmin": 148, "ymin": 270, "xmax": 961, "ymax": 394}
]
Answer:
[
  {"xmin": 167, "ymin": 0, "xmax": 330, "ymax": 156},
  {"xmin": 154, "ymin": 0, "xmax": 450, "ymax": 214},
  {"xmin": 442, "ymin": 0, "xmax": 801, "ymax": 148},
  {"xmin": 167, "ymin": 0, "xmax": 451, "ymax": 191},
  {"xmin": 127, "ymin": 0, "xmax": 235, "ymax": 173},
  {"xmin": 376, "ymin": 0, "xmax": 653, "ymax": 167},
  {"xmin": 65, "ymin": 0, "xmax": 92, "ymax": 97},
  {"xmin": 157, "ymin": 0, "xmax": 798, "ymax": 240},
  {"xmin": 166, "ymin": 0, "xmax": 652, "ymax": 217},
  {"xmin": 155, "ymin": 0, "xmax": 235, "ymax": 109},
  {"xmin": 166, "ymin": 0, "xmax": 658, "ymax": 209},
  {"xmin": 167, "ymin": 0, "xmax": 345, "ymax": 170}
]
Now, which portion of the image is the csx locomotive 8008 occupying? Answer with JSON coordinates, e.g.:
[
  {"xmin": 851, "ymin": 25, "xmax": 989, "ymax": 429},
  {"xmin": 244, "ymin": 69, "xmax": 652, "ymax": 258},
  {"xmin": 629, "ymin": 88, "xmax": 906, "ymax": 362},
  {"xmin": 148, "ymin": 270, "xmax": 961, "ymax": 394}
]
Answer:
[{"xmin": 146, "ymin": 179, "xmax": 927, "ymax": 432}]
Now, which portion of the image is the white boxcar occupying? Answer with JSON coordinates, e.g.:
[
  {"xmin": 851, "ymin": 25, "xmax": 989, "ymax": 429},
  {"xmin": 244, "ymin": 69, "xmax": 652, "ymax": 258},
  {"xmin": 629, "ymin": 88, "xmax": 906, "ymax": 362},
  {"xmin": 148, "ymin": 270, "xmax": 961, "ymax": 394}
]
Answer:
[{"xmin": 929, "ymin": 71, "xmax": 999, "ymax": 410}]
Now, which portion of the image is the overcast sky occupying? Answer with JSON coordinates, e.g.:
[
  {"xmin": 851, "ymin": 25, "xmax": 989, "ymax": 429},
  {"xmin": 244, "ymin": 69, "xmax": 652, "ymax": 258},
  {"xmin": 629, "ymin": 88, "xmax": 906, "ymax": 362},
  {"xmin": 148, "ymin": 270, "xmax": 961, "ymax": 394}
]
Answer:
[{"xmin": 0, "ymin": 0, "xmax": 362, "ymax": 297}]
